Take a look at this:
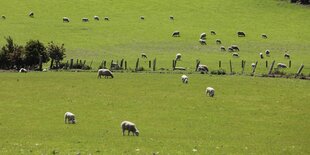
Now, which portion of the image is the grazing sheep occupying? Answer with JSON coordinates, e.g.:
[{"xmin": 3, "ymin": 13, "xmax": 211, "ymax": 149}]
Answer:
[
  {"xmin": 231, "ymin": 45, "xmax": 240, "ymax": 51},
  {"xmin": 1, "ymin": 15, "xmax": 5, "ymax": 19},
  {"xmin": 232, "ymin": 52, "xmax": 239, "ymax": 57},
  {"xmin": 19, "ymin": 68, "xmax": 27, "ymax": 73},
  {"xmin": 64, "ymin": 112, "xmax": 76, "ymax": 124},
  {"xmin": 277, "ymin": 63, "xmax": 287, "ymax": 68},
  {"xmin": 175, "ymin": 53, "xmax": 182, "ymax": 61},
  {"xmin": 251, "ymin": 63, "xmax": 256, "ymax": 68},
  {"xmin": 216, "ymin": 39, "xmax": 221, "ymax": 44},
  {"xmin": 181, "ymin": 74, "xmax": 188, "ymax": 84},
  {"xmin": 237, "ymin": 31, "xmax": 246, "ymax": 37},
  {"xmin": 94, "ymin": 16, "xmax": 100, "ymax": 21},
  {"xmin": 172, "ymin": 31, "xmax": 180, "ymax": 37},
  {"xmin": 141, "ymin": 53, "xmax": 147, "ymax": 59},
  {"xmin": 82, "ymin": 18, "xmax": 89, "ymax": 22},
  {"xmin": 140, "ymin": 16, "xmax": 145, "ymax": 20},
  {"xmin": 63, "ymin": 17, "xmax": 70, "ymax": 22},
  {"xmin": 211, "ymin": 30, "xmax": 216, "ymax": 35},
  {"xmin": 197, "ymin": 64, "xmax": 209, "ymax": 73},
  {"xmin": 206, "ymin": 87, "xmax": 215, "ymax": 97},
  {"xmin": 170, "ymin": 16, "xmax": 174, "ymax": 20},
  {"xmin": 284, "ymin": 53, "xmax": 290, "ymax": 59},
  {"xmin": 200, "ymin": 33, "xmax": 207, "ymax": 39},
  {"xmin": 262, "ymin": 34, "xmax": 268, "ymax": 39},
  {"xmin": 220, "ymin": 46, "xmax": 226, "ymax": 51},
  {"xmin": 98, "ymin": 69, "xmax": 114, "ymax": 79},
  {"xmin": 199, "ymin": 39, "xmax": 206, "ymax": 45},
  {"xmin": 260, "ymin": 52, "xmax": 264, "ymax": 59},
  {"xmin": 29, "ymin": 12, "xmax": 34, "ymax": 17},
  {"xmin": 42, "ymin": 68, "xmax": 47, "ymax": 72},
  {"xmin": 228, "ymin": 47, "xmax": 234, "ymax": 52},
  {"xmin": 121, "ymin": 121, "xmax": 139, "ymax": 136},
  {"xmin": 265, "ymin": 50, "xmax": 270, "ymax": 56},
  {"xmin": 104, "ymin": 17, "xmax": 109, "ymax": 21}
]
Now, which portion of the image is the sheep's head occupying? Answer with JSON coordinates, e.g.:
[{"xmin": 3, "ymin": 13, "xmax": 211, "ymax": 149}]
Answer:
[{"xmin": 135, "ymin": 131, "xmax": 139, "ymax": 136}]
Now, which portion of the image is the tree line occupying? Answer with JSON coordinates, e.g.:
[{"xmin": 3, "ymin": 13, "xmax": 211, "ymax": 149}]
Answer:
[
  {"xmin": 0, "ymin": 36, "xmax": 65, "ymax": 70},
  {"xmin": 291, "ymin": 0, "xmax": 310, "ymax": 4}
]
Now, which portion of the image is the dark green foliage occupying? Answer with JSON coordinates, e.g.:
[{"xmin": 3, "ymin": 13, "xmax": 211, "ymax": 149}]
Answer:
[
  {"xmin": 47, "ymin": 41, "xmax": 66, "ymax": 69},
  {"xmin": 24, "ymin": 40, "xmax": 49, "ymax": 68},
  {"xmin": 0, "ymin": 36, "xmax": 25, "ymax": 69},
  {"xmin": 210, "ymin": 69, "xmax": 226, "ymax": 75}
]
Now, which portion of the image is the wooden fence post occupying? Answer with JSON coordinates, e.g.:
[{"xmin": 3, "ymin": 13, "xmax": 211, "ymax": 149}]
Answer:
[
  {"xmin": 195, "ymin": 60, "xmax": 200, "ymax": 71},
  {"xmin": 50, "ymin": 59, "xmax": 54, "ymax": 69},
  {"xmin": 268, "ymin": 60, "xmax": 275, "ymax": 75},
  {"xmin": 120, "ymin": 59, "xmax": 124, "ymax": 68},
  {"xmin": 149, "ymin": 60, "xmax": 151, "ymax": 68},
  {"xmin": 135, "ymin": 58, "xmax": 139, "ymax": 71},
  {"xmin": 89, "ymin": 60, "xmax": 93, "ymax": 68},
  {"xmin": 266, "ymin": 60, "xmax": 268, "ymax": 68},
  {"xmin": 172, "ymin": 60, "xmax": 175, "ymax": 69},
  {"xmin": 252, "ymin": 61, "xmax": 258, "ymax": 74},
  {"xmin": 289, "ymin": 60, "xmax": 291, "ymax": 68},
  {"xmin": 125, "ymin": 61, "xmax": 127, "ymax": 70},
  {"xmin": 242, "ymin": 60, "xmax": 246, "ymax": 74},
  {"xmin": 295, "ymin": 64, "xmax": 304, "ymax": 77},
  {"xmin": 153, "ymin": 58, "xmax": 156, "ymax": 71},
  {"xmin": 219, "ymin": 60, "xmax": 221, "ymax": 68},
  {"xmin": 70, "ymin": 59, "xmax": 73, "ymax": 69},
  {"xmin": 229, "ymin": 60, "xmax": 233, "ymax": 74},
  {"xmin": 103, "ymin": 61, "xmax": 106, "ymax": 68}
]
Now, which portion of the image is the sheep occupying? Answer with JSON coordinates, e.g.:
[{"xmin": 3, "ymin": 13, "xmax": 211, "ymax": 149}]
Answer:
[
  {"xmin": 237, "ymin": 31, "xmax": 246, "ymax": 37},
  {"xmin": 181, "ymin": 74, "xmax": 188, "ymax": 84},
  {"xmin": 140, "ymin": 16, "xmax": 145, "ymax": 20},
  {"xmin": 94, "ymin": 16, "xmax": 100, "ymax": 21},
  {"xmin": 220, "ymin": 46, "xmax": 226, "ymax": 51},
  {"xmin": 231, "ymin": 45, "xmax": 240, "ymax": 51},
  {"xmin": 98, "ymin": 69, "xmax": 114, "ymax": 79},
  {"xmin": 211, "ymin": 30, "xmax": 216, "ymax": 35},
  {"xmin": 1, "ymin": 15, "xmax": 5, "ymax": 19},
  {"xmin": 63, "ymin": 17, "xmax": 70, "ymax": 22},
  {"xmin": 200, "ymin": 33, "xmax": 207, "ymax": 39},
  {"xmin": 232, "ymin": 52, "xmax": 239, "ymax": 57},
  {"xmin": 216, "ymin": 39, "xmax": 221, "ymax": 44},
  {"xmin": 197, "ymin": 64, "xmax": 209, "ymax": 73},
  {"xmin": 199, "ymin": 39, "xmax": 206, "ymax": 45},
  {"xmin": 29, "ymin": 12, "xmax": 34, "ymax": 17},
  {"xmin": 175, "ymin": 53, "xmax": 182, "ymax": 61},
  {"xmin": 141, "ymin": 53, "xmax": 147, "ymax": 59},
  {"xmin": 262, "ymin": 34, "xmax": 268, "ymax": 39},
  {"xmin": 42, "ymin": 68, "xmax": 47, "ymax": 72},
  {"xmin": 277, "ymin": 63, "xmax": 287, "ymax": 68},
  {"xmin": 19, "ymin": 68, "xmax": 27, "ymax": 73},
  {"xmin": 206, "ymin": 87, "xmax": 215, "ymax": 97},
  {"xmin": 265, "ymin": 50, "xmax": 270, "ymax": 56},
  {"xmin": 228, "ymin": 47, "xmax": 234, "ymax": 52},
  {"xmin": 170, "ymin": 16, "xmax": 174, "ymax": 20},
  {"xmin": 64, "ymin": 112, "xmax": 76, "ymax": 124},
  {"xmin": 251, "ymin": 62, "xmax": 256, "ymax": 69},
  {"xmin": 104, "ymin": 17, "xmax": 109, "ymax": 21},
  {"xmin": 121, "ymin": 121, "xmax": 139, "ymax": 136},
  {"xmin": 82, "ymin": 18, "xmax": 89, "ymax": 22},
  {"xmin": 260, "ymin": 52, "xmax": 264, "ymax": 59},
  {"xmin": 284, "ymin": 53, "xmax": 290, "ymax": 59},
  {"xmin": 172, "ymin": 31, "xmax": 180, "ymax": 37}
]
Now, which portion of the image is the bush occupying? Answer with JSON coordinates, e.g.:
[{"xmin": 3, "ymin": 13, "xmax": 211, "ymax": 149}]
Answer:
[{"xmin": 210, "ymin": 69, "xmax": 226, "ymax": 75}]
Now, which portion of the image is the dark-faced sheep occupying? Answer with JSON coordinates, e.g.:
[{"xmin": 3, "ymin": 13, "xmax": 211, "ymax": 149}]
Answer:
[
  {"xmin": 140, "ymin": 16, "xmax": 145, "ymax": 20},
  {"xmin": 181, "ymin": 74, "xmax": 188, "ymax": 84},
  {"xmin": 220, "ymin": 46, "xmax": 226, "ymax": 51},
  {"xmin": 262, "ymin": 34, "xmax": 268, "ymax": 39},
  {"xmin": 175, "ymin": 53, "xmax": 182, "ymax": 61},
  {"xmin": 29, "ymin": 12, "xmax": 34, "ymax": 17},
  {"xmin": 265, "ymin": 50, "xmax": 270, "ymax": 56},
  {"xmin": 94, "ymin": 16, "xmax": 100, "ymax": 21},
  {"xmin": 237, "ymin": 31, "xmax": 246, "ymax": 37},
  {"xmin": 197, "ymin": 64, "xmax": 209, "ymax": 73},
  {"xmin": 228, "ymin": 47, "xmax": 233, "ymax": 52},
  {"xmin": 216, "ymin": 39, "xmax": 221, "ymax": 44},
  {"xmin": 170, "ymin": 16, "xmax": 174, "ymax": 20},
  {"xmin": 64, "ymin": 112, "xmax": 76, "ymax": 124},
  {"xmin": 98, "ymin": 69, "xmax": 114, "ymax": 79},
  {"xmin": 251, "ymin": 63, "xmax": 256, "ymax": 69},
  {"xmin": 172, "ymin": 31, "xmax": 180, "ymax": 37},
  {"xmin": 63, "ymin": 17, "xmax": 70, "ymax": 22},
  {"xmin": 200, "ymin": 33, "xmax": 206, "ymax": 39},
  {"xmin": 284, "ymin": 53, "xmax": 290, "ymax": 59},
  {"xmin": 199, "ymin": 39, "xmax": 206, "ymax": 45},
  {"xmin": 141, "ymin": 53, "xmax": 147, "ymax": 59},
  {"xmin": 277, "ymin": 63, "xmax": 287, "ymax": 68},
  {"xmin": 260, "ymin": 52, "xmax": 264, "ymax": 59},
  {"xmin": 1, "ymin": 15, "xmax": 5, "ymax": 19},
  {"xmin": 231, "ymin": 45, "xmax": 240, "ymax": 51},
  {"xmin": 121, "ymin": 121, "xmax": 139, "ymax": 136},
  {"xmin": 211, "ymin": 30, "xmax": 216, "ymax": 35},
  {"xmin": 206, "ymin": 87, "xmax": 215, "ymax": 97},
  {"xmin": 82, "ymin": 18, "xmax": 89, "ymax": 22},
  {"xmin": 19, "ymin": 68, "xmax": 27, "ymax": 73},
  {"xmin": 104, "ymin": 17, "xmax": 109, "ymax": 21},
  {"xmin": 232, "ymin": 52, "xmax": 239, "ymax": 57}
]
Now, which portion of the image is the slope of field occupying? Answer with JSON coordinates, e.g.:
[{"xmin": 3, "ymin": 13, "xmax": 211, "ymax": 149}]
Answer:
[
  {"xmin": 0, "ymin": 0, "xmax": 309, "ymax": 74},
  {"xmin": 0, "ymin": 72, "xmax": 309, "ymax": 154}
]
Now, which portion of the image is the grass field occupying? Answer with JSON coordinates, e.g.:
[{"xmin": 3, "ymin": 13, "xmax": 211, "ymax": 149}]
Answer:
[
  {"xmin": 0, "ymin": 72, "xmax": 309, "ymax": 154},
  {"xmin": 0, "ymin": 0, "xmax": 309, "ymax": 74}
]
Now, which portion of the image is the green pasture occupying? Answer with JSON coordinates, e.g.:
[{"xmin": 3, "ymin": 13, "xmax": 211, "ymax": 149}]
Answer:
[
  {"xmin": 0, "ymin": 0, "xmax": 309, "ymax": 74},
  {"xmin": 0, "ymin": 72, "xmax": 309, "ymax": 154}
]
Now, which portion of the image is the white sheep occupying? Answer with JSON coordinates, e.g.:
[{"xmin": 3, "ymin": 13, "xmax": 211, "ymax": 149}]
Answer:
[
  {"xmin": 200, "ymin": 33, "xmax": 206, "ymax": 39},
  {"xmin": 141, "ymin": 53, "xmax": 147, "ymax": 59},
  {"xmin": 265, "ymin": 50, "xmax": 270, "ymax": 56},
  {"xmin": 63, "ymin": 17, "xmax": 70, "ymax": 22},
  {"xmin": 82, "ymin": 18, "xmax": 89, "ymax": 22},
  {"xmin": 172, "ymin": 31, "xmax": 180, "ymax": 37},
  {"xmin": 210, "ymin": 30, "xmax": 216, "ymax": 35},
  {"xmin": 197, "ymin": 64, "xmax": 209, "ymax": 73},
  {"xmin": 175, "ymin": 53, "xmax": 182, "ymax": 61},
  {"xmin": 220, "ymin": 46, "xmax": 226, "ymax": 51},
  {"xmin": 206, "ymin": 87, "xmax": 215, "ymax": 97},
  {"xmin": 104, "ymin": 17, "xmax": 109, "ymax": 21},
  {"xmin": 251, "ymin": 63, "xmax": 256, "ymax": 69},
  {"xmin": 199, "ymin": 39, "xmax": 206, "ymax": 45},
  {"xmin": 121, "ymin": 121, "xmax": 139, "ymax": 136},
  {"xmin": 216, "ymin": 39, "xmax": 221, "ymax": 44},
  {"xmin": 98, "ymin": 69, "xmax": 114, "ymax": 78},
  {"xmin": 284, "ymin": 53, "xmax": 290, "ymax": 59},
  {"xmin": 181, "ymin": 74, "xmax": 188, "ymax": 84},
  {"xmin": 19, "ymin": 68, "xmax": 27, "ymax": 73},
  {"xmin": 64, "ymin": 112, "xmax": 76, "ymax": 124},
  {"xmin": 94, "ymin": 16, "xmax": 100, "ymax": 21},
  {"xmin": 260, "ymin": 52, "xmax": 264, "ymax": 59},
  {"xmin": 277, "ymin": 63, "xmax": 287, "ymax": 68},
  {"xmin": 232, "ymin": 52, "xmax": 239, "ymax": 57}
]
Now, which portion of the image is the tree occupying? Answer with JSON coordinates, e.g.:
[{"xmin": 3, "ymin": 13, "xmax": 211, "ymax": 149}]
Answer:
[
  {"xmin": 24, "ymin": 40, "xmax": 49, "ymax": 69},
  {"xmin": 0, "ymin": 36, "xmax": 25, "ymax": 69},
  {"xmin": 47, "ymin": 41, "xmax": 66, "ymax": 69}
]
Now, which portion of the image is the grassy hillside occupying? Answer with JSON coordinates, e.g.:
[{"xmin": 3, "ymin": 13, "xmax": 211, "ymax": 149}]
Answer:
[
  {"xmin": 0, "ymin": 0, "xmax": 309, "ymax": 74},
  {"xmin": 0, "ymin": 72, "xmax": 309, "ymax": 154}
]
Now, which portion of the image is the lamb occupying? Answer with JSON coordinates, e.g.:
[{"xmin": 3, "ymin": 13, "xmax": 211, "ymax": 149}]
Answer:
[
  {"xmin": 262, "ymin": 34, "xmax": 268, "ymax": 39},
  {"xmin": 211, "ymin": 30, "xmax": 216, "ymax": 35},
  {"xmin": 172, "ymin": 31, "xmax": 180, "ymax": 37},
  {"xmin": 82, "ymin": 18, "xmax": 89, "ymax": 22},
  {"xmin": 228, "ymin": 47, "xmax": 234, "ymax": 52},
  {"xmin": 104, "ymin": 17, "xmax": 109, "ymax": 21},
  {"xmin": 63, "ymin": 17, "xmax": 70, "ymax": 22},
  {"xmin": 232, "ymin": 52, "xmax": 239, "ymax": 57},
  {"xmin": 237, "ymin": 31, "xmax": 246, "ymax": 37},
  {"xmin": 94, "ymin": 16, "xmax": 100, "ymax": 21},
  {"xmin": 284, "ymin": 53, "xmax": 290, "ymax": 59},
  {"xmin": 1, "ymin": 15, "xmax": 5, "ymax": 19},
  {"xmin": 141, "ymin": 53, "xmax": 147, "ymax": 59},
  {"xmin": 121, "ymin": 121, "xmax": 139, "ymax": 136},
  {"xmin": 220, "ymin": 46, "xmax": 226, "ymax": 51},
  {"xmin": 260, "ymin": 52, "xmax": 264, "ymax": 59},
  {"xmin": 181, "ymin": 74, "xmax": 188, "ymax": 84},
  {"xmin": 98, "ymin": 69, "xmax": 114, "ymax": 78},
  {"xmin": 251, "ymin": 62, "xmax": 256, "ymax": 68},
  {"xmin": 19, "ymin": 68, "xmax": 27, "ymax": 73},
  {"xmin": 197, "ymin": 64, "xmax": 209, "ymax": 73},
  {"xmin": 175, "ymin": 53, "xmax": 182, "ymax": 61},
  {"xmin": 277, "ymin": 63, "xmax": 287, "ymax": 68},
  {"xmin": 216, "ymin": 39, "xmax": 221, "ymax": 44},
  {"xmin": 199, "ymin": 39, "xmax": 206, "ymax": 45},
  {"xmin": 206, "ymin": 87, "xmax": 215, "ymax": 97},
  {"xmin": 265, "ymin": 50, "xmax": 270, "ymax": 56},
  {"xmin": 200, "ymin": 33, "xmax": 206, "ymax": 39},
  {"xmin": 64, "ymin": 112, "xmax": 76, "ymax": 124},
  {"xmin": 231, "ymin": 45, "xmax": 239, "ymax": 51},
  {"xmin": 140, "ymin": 16, "xmax": 145, "ymax": 20},
  {"xmin": 29, "ymin": 12, "xmax": 34, "ymax": 17},
  {"xmin": 170, "ymin": 16, "xmax": 174, "ymax": 20}
]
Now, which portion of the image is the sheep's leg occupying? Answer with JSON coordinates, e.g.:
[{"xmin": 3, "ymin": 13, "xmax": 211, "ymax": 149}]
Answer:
[
  {"xmin": 122, "ymin": 129, "xmax": 125, "ymax": 136},
  {"xmin": 128, "ymin": 130, "xmax": 130, "ymax": 136}
]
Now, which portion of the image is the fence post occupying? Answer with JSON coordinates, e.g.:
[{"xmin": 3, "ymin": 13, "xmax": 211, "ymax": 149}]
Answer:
[
  {"xmin": 219, "ymin": 60, "xmax": 221, "ymax": 68},
  {"xmin": 242, "ymin": 60, "xmax": 246, "ymax": 74},
  {"xmin": 252, "ymin": 61, "xmax": 258, "ymax": 74},
  {"xmin": 103, "ymin": 61, "xmax": 106, "ymax": 68},
  {"xmin": 70, "ymin": 59, "xmax": 73, "ymax": 69},
  {"xmin": 149, "ymin": 60, "xmax": 151, "ymax": 68},
  {"xmin": 295, "ymin": 64, "xmax": 304, "ymax": 77},
  {"xmin": 268, "ymin": 60, "xmax": 275, "ymax": 75},
  {"xmin": 195, "ymin": 60, "xmax": 200, "ymax": 71},
  {"xmin": 135, "ymin": 58, "xmax": 139, "ymax": 71},
  {"xmin": 266, "ymin": 60, "xmax": 268, "ymax": 68},
  {"xmin": 50, "ymin": 59, "xmax": 54, "ymax": 69},
  {"xmin": 229, "ymin": 60, "xmax": 233, "ymax": 74},
  {"xmin": 120, "ymin": 59, "xmax": 124, "ymax": 68},
  {"xmin": 153, "ymin": 58, "xmax": 156, "ymax": 71},
  {"xmin": 172, "ymin": 60, "xmax": 175, "ymax": 69},
  {"xmin": 289, "ymin": 60, "xmax": 291, "ymax": 68},
  {"xmin": 125, "ymin": 61, "xmax": 127, "ymax": 70}
]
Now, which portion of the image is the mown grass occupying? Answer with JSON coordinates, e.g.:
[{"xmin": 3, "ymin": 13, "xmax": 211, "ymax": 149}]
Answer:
[
  {"xmin": 0, "ymin": 0, "xmax": 309, "ymax": 74},
  {"xmin": 0, "ymin": 72, "xmax": 309, "ymax": 154}
]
